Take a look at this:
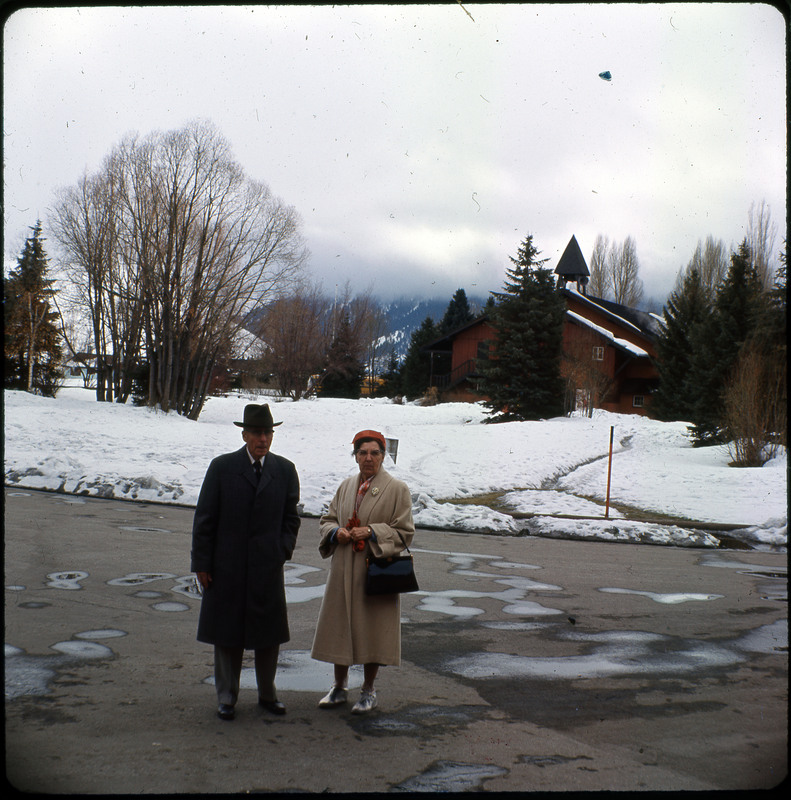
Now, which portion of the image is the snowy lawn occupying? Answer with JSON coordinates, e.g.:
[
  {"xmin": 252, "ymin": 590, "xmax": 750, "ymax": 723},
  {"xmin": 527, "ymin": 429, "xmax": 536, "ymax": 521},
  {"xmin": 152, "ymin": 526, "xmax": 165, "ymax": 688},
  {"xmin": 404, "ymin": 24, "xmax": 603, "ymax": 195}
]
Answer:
[{"xmin": 3, "ymin": 387, "xmax": 786, "ymax": 550}]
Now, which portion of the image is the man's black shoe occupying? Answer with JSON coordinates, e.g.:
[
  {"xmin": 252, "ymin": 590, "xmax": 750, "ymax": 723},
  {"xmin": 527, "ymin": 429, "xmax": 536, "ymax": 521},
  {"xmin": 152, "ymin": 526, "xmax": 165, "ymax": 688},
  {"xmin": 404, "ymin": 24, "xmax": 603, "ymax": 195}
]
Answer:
[
  {"xmin": 217, "ymin": 703, "xmax": 235, "ymax": 720},
  {"xmin": 258, "ymin": 699, "xmax": 286, "ymax": 715}
]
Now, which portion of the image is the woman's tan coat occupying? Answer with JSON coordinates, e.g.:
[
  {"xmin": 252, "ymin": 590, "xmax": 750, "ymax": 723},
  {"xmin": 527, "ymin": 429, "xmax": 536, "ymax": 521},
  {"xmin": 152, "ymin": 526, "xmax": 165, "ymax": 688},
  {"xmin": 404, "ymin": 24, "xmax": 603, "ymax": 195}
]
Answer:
[{"xmin": 311, "ymin": 468, "xmax": 415, "ymax": 666}]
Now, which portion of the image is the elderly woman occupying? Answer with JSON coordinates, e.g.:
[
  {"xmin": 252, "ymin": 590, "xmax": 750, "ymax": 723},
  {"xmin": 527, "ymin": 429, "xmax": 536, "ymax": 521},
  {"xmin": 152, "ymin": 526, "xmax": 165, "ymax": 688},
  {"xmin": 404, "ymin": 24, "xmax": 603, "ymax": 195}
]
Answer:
[{"xmin": 311, "ymin": 429, "xmax": 415, "ymax": 714}]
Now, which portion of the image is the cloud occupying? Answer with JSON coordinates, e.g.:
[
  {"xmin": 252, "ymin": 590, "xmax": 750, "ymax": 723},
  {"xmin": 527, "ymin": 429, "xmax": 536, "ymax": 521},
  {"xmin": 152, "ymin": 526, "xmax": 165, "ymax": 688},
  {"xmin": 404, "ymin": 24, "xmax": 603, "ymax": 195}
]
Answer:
[{"xmin": 3, "ymin": 3, "xmax": 786, "ymax": 306}]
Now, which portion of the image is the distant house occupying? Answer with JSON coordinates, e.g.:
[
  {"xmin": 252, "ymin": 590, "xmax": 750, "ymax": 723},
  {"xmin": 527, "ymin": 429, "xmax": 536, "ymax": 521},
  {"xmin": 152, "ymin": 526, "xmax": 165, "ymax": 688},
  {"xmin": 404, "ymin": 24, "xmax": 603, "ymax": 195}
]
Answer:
[
  {"xmin": 423, "ymin": 236, "xmax": 662, "ymax": 416},
  {"xmin": 63, "ymin": 350, "xmax": 111, "ymax": 388}
]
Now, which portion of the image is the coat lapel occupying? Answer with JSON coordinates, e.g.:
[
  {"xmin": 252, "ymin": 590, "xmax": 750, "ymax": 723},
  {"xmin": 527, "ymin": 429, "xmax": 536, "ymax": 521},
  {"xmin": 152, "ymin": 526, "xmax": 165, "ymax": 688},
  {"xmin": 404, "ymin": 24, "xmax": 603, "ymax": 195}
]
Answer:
[
  {"xmin": 257, "ymin": 453, "xmax": 276, "ymax": 493},
  {"xmin": 237, "ymin": 446, "xmax": 259, "ymax": 490}
]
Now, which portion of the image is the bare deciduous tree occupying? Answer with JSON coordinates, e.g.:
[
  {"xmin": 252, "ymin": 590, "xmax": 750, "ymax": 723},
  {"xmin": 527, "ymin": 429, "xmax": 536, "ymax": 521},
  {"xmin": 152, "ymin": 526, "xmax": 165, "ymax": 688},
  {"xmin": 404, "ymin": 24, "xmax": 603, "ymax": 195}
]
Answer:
[
  {"xmin": 675, "ymin": 235, "xmax": 729, "ymax": 303},
  {"xmin": 49, "ymin": 120, "xmax": 308, "ymax": 418},
  {"xmin": 724, "ymin": 343, "xmax": 786, "ymax": 466},
  {"xmin": 588, "ymin": 234, "xmax": 610, "ymax": 298},
  {"xmin": 257, "ymin": 283, "xmax": 331, "ymax": 400},
  {"xmin": 746, "ymin": 199, "xmax": 778, "ymax": 289},
  {"xmin": 50, "ymin": 167, "xmax": 126, "ymax": 401},
  {"xmin": 609, "ymin": 235, "xmax": 644, "ymax": 306}
]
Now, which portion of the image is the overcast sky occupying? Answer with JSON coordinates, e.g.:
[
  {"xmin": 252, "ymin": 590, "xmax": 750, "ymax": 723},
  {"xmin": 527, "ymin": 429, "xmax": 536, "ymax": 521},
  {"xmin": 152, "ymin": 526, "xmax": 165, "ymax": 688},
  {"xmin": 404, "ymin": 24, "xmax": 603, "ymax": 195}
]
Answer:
[{"xmin": 2, "ymin": 3, "xmax": 786, "ymax": 306}]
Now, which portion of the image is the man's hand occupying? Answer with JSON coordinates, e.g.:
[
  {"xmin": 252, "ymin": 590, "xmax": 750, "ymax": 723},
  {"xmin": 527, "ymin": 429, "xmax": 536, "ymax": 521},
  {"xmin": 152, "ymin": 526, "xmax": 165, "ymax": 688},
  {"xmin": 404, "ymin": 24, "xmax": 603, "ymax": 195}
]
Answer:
[{"xmin": 196, "ymin": 571, "xmax": 212, "ymax": 590}]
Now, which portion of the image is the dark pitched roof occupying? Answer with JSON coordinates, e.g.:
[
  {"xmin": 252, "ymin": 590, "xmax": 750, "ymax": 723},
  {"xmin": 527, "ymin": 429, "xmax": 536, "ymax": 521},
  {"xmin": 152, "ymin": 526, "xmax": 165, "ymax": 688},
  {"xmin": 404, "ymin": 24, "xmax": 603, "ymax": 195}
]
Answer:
[
  {"xmin": 560, "ymin": 287, "xmax": 661, "ymax": 339},
  {"xmin": 422, "ymin": 314, "xmax": 490, "ymax": 352},
  {"xmin": 554, "ymin": 235, "xmax": 589, "ymax": 278},
  {"xmin": 582, "ymin": 294, "xmax": 663, "ymax": 338}
]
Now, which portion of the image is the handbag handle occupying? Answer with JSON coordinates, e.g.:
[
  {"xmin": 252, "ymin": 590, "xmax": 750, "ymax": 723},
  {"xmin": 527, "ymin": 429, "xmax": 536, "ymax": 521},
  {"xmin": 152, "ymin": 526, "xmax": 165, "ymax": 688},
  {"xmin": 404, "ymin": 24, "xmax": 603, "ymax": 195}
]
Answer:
[{"xmin": 393, "ymin": 529, "xmax": 411, "ymax": 554}]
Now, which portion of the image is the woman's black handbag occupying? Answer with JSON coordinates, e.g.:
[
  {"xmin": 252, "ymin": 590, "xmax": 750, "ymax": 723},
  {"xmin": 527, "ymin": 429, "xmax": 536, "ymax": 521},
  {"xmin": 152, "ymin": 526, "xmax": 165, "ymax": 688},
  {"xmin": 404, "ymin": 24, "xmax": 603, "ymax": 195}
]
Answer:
[{"xmin": 365, "ymin": 531, "xmax": 419, "ymax": 595}]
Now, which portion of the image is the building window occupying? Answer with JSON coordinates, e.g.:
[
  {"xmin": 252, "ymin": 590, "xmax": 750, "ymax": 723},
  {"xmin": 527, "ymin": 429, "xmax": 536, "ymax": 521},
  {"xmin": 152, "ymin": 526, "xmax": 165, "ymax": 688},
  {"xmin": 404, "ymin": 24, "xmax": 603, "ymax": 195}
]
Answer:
[
  {"xmin": 592, "ymin": 346, "xmax": 605, "ymax": 361},
  {"xmin": 633, "ymin": 395, "xmax": 644, "ymax": 408}
]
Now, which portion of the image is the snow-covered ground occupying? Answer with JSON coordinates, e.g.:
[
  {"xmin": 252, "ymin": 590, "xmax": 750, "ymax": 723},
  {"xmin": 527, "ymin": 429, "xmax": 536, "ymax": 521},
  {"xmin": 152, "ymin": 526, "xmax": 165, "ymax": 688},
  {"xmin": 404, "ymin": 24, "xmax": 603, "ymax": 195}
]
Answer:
[{"xmin": 3, "ymin": 386, "xmax": 787, "ymax": 550}]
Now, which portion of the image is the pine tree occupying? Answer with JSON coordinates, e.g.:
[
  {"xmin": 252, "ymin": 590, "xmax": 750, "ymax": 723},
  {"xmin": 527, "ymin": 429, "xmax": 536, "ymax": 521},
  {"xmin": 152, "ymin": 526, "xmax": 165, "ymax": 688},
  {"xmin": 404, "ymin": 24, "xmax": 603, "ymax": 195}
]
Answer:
[
  {"xmin": 319, "ymin": 312, "xmax": 365, "ymax": 398},
  {"xmin": 399, "ymin": 316, "xmax": 439, "ymax": 399},
  {"xmin": 378, "ymin": 348, "xmax": 402, "ymax": 397},
  {"xmin": 478, "ymin": 235, "xmax": 566, "ymax": 422},
  {"xmin": 687, "ymin": 240, "xmax": 763, "ymax": 445},
  {"xmin": 4, "ymin": 221, "xmax": 63, "ymax": 395},
  {"xmin": 650, "ymin": 268, "xmax": 712, "ymax": 422},
  {"xmin": 439, "ymin": 288, "xmax": 475, "ymax": 334}
]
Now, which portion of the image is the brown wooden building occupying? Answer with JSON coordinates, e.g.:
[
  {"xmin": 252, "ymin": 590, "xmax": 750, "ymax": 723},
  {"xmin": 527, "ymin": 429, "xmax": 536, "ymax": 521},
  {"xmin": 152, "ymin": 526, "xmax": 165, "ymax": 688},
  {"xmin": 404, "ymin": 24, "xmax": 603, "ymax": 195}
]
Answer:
[{"xmin": 424, "ymin": 236, "xmax": 662, "ymax": 416}]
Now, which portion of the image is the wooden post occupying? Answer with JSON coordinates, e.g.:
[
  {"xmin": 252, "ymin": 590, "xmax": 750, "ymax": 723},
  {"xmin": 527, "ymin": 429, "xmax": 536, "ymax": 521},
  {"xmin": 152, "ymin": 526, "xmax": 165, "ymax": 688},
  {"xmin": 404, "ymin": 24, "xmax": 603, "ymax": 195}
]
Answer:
[{"xmin": 604, "ymin": 426, "xmax": 614, "ymax": 519}]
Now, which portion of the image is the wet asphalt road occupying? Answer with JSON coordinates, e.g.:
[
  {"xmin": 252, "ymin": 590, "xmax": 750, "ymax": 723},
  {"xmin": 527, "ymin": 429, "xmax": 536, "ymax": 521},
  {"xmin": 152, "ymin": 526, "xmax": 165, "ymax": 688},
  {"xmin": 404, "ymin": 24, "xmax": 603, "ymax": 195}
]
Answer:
[{"xmin": 4, "ymin": 488, "xmax": 788, "ymax": 793}]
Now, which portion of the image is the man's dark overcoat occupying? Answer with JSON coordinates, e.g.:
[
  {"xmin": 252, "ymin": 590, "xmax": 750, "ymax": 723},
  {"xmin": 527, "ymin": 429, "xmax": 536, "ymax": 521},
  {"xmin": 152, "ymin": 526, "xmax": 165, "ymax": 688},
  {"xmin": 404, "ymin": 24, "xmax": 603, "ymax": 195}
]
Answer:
[{"xmin": 190, "ymin": 446, "xmax": 300, "ymax": 649}]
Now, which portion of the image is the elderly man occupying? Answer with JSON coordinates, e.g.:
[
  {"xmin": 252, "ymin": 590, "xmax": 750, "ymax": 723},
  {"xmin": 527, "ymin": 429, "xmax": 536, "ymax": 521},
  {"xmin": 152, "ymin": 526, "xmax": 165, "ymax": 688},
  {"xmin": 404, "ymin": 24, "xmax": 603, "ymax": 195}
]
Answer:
[{"xmin": 191, "ymin": 403, "xmax": 300, "ymax": 720}]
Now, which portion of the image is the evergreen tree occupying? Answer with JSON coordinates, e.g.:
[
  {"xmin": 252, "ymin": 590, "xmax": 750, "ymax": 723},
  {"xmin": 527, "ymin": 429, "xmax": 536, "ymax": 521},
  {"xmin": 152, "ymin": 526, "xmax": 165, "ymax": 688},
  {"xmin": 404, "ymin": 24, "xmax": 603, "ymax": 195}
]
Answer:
[
  {"xmin": 439, "ymin": 288, "xmax": 475, "ymax": 334},
  {"xmin": 378, "ymin": 348, "xmax": 402, "ymax": 397},
  {"xmin": 478, "ymin": 235, "xmax": 566, "ymax": 422},
  {"xmin": 399, "ymin": 316, "xmax": 439, "ymax": 399},
  {"xmin": 4, "ymin": 221, "xmax": 63, "ymax": 395},
  {"xmin": 650, "ymin": 268, "xmax": 712, "ymax": 422},
  {"xmin": 319, "ymin": 312, "xmax": 365, "ymax": 398},
  {"xmin": 687, "ymin": 240, "xmax": 763, "ymax": 445}
]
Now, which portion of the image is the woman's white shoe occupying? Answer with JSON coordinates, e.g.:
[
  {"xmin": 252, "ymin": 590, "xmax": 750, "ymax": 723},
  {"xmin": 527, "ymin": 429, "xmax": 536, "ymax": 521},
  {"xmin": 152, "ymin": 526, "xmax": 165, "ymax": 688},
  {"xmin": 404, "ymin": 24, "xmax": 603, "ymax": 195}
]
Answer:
[
  {"xmin": 318, "ymin": 686, "xmax": 348, "ymax": 708},
  {"xmin": 351, "ymin": 689, "xmax": 377, "ymax": 714}
]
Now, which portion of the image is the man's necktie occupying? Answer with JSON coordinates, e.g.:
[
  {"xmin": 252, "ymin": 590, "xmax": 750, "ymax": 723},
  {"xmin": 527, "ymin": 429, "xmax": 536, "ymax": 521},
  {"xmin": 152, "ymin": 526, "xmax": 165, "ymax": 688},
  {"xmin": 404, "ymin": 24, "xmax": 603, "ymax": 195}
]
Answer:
[{"xmin": 254, "ymin": 460, "xmax": 262, "ymax": 480}]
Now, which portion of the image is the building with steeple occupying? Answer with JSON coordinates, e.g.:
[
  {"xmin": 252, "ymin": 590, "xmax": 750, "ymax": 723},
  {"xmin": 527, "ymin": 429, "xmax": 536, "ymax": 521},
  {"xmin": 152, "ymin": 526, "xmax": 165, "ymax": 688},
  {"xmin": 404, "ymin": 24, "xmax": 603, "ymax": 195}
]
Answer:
[
  {"xmin": 553, "ymin": 234, "xmax": 589, "ymax": 294},
  {"xmin": 422, "ymin": 235, "xmax": 662, "ymax": 415}
]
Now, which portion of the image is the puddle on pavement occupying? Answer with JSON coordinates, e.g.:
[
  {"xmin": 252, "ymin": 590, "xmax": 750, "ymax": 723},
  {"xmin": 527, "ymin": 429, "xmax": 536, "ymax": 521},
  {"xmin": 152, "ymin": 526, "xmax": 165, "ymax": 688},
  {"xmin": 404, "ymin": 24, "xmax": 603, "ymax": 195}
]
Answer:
[
  {"xmin": 700, "ymin": 556, "xmax": 787, "ymax": 602},
  {"xmin": 152, "ymin": 601, "xmax": 189, "ymax": 612},
  {"xmin": 74, "ymin": 629, "xmax": 126, "ymax": 640},
  {"xmin": 701, "ymin": 555, "xmax": 787, "ymax": 575},
  {"xmin": 520, "ymin": 754, "xmax": 594, "ymax": 768},
  {"xmin": 5, "ymin": 636, "xmax": 118, "ymax": 700},
  {"xmin": 50, "ymin": 640, "xmax": 115, "ymax": 658},
  {"xmin": 5, "ymin": 653, "xmax": 58, "ymax": 700},
  {"xmin": 8, "ymin": 548, "xmax": 786, "ymax": 705},
  {"xmin": 107, "ymin": 572, "xmax": 176, "ymax": 586},
  {"xmin": 481, "ymin": 621, "xmax": 549, "ymax": 631},
  {"xmin": 444, "ymin": 636, "xmax": 744, "ymax": 681},
  {"xmin": 414, "ymin": 580, "xmax": 564, "ymax": 619},
  {"xmin": 598, "ymin": 587, "xmax": 724, "ymax": 604},
  {"xmin": 171, "ymin": 576, "xmax": 202, "ymax": 599},
  {"xmin": 732, "ymin": 619, "xmax": 787, "ymax": 653},
  {"xmin": 284, "ymin": 564, "xmax": 326, "ymax": 604},
  {"xmin": 443, "ymin": 616, "xmax": 787, "ymax": 683},
  {"xmin": 392, "ymin": 760, "xmax": 507, "ymax": 792},
  {"xmin": 202, "ymin": 650, "xmax": 364, "ymax": 692},
  {"xmin": 46, "ymin": 571, "xmax": 89, "ymax": 590},
  {"xmin": 356, "ymin": 703, "xmax": 485, "ymax": 737},
  {"xmin": 286, "ymin": 584, "xmax": 326, "ymax": 604},
  {"xmin": 119, "ymin": 526, "xmax": 172, "ymax": 533}
]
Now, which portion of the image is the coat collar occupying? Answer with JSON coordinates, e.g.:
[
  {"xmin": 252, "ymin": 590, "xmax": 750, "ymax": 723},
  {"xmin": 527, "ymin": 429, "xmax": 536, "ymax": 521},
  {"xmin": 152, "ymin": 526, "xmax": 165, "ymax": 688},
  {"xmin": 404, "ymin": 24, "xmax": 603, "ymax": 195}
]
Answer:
[
  {"xmin": 356, "ymin": 468, "xmax": 391, "ymax": 512},
  {"xmin": 238, "ymin": 446, "xmax": 276, "ymax": 492}
]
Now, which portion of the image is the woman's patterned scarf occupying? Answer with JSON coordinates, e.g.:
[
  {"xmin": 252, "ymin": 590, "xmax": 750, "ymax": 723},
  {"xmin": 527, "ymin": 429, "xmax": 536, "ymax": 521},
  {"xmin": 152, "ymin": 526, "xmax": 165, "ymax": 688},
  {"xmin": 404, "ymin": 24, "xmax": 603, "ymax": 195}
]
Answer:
[{"xmin": 348, "ymin": 475, "xmax": 374, "ymax": 551}]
